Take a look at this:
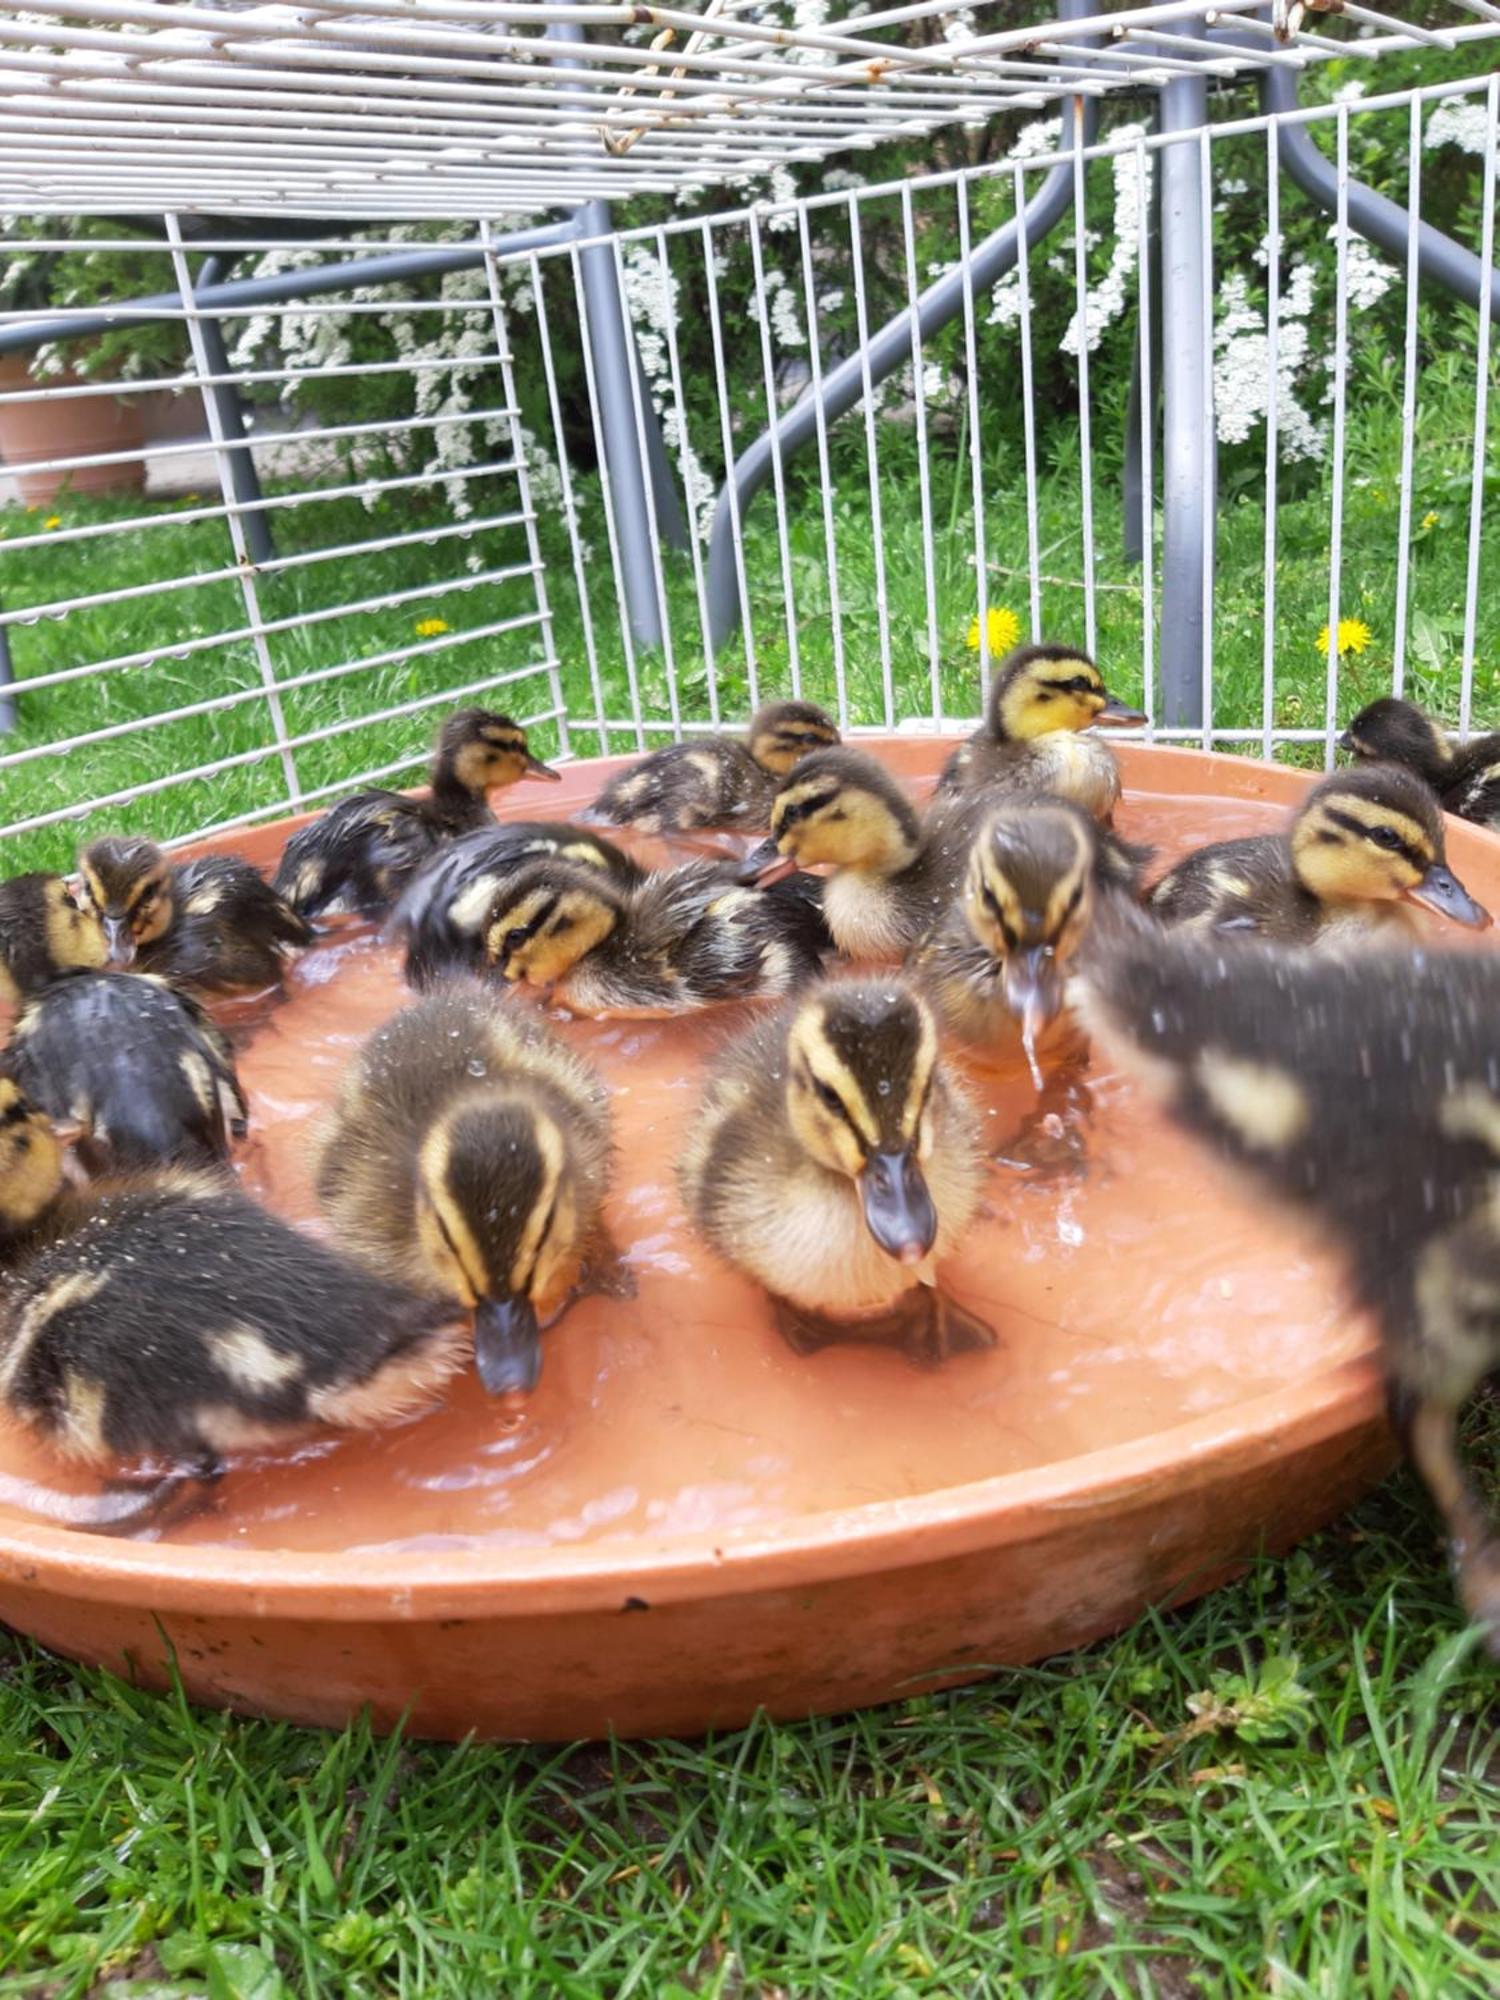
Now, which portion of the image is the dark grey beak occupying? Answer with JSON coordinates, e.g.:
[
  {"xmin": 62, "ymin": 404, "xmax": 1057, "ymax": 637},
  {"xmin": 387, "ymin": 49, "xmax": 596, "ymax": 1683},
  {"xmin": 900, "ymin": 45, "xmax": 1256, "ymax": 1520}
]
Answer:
[
  {"xmin": 1337, "ymin": 728, "xmax": 1358, "ymax": 756},
  {"xmin": 738, "ymin": 836, "xmax": 798, "ymax": 887},
  {"xmin": 522, "ymin": 753, "xmax": 563, "ymax": 782},
  {"xmin": 473, "ymin": 1295, "xmax": 542, "ymax": 1395},
  {"xmin": 102, "ymin": 915, "xmax": 136, "ymax": 967},
  {"xmin": 1003, "ymin": 943, "xmax": 1067, "ymax": 1035},
  {"xmin": 858, "ymin": 1147, "xmax": 938, "ymax": 1266},
  {"xmin": 1096, "ymin": 694, "xmax": 1148, "ymax": 727},
  {"xmin": 1407, "ymin": 865, "xmax": 1492, "ymax": 931}
]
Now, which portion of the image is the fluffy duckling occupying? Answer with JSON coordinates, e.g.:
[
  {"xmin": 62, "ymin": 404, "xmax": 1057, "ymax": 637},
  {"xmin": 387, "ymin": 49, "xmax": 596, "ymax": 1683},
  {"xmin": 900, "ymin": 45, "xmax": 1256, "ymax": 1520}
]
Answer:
[
  {"xmin": 472, "ymin": 855, "xmax": 828, "ymax": 1015},
  {"xmin": 78, "ymin": 836, "xmax": 313, "ymax": 994},
  {"xmin": 1148, "ymin": 767, "xmax": 1489, "ymax": 943},
  {"xmin": 1076, "ymin": 924, "xmax": 1500, "ymax": 1652},
  {"xmin": 1342, "ymin": 696, "xmax": 1500, "ymax": 831},
  {"xmin": 273, "ymin": 708, "xmax": 561, "ymax": 919},
  {"xmin": 392, "ymin": 821, "xmax": 644, "ymax": 991},
  {"xmin": 588, "ymin": 700, "xmax": 841, "ymax": 833},
  {"xmin": 0, "ymin": 1078, "xmax": 463, "ymax": 1533},
  {"xmin": 318, "ymin": 986, "xmax": 618, "ymax": 1395},
  {"xmin": 7, "ymin": 971, "xmax": 246, "ymax": 1171},
  {"xmin": 0, "ymin": 872, "xmax": 106, "ymax": 1004},
  {"xmin": 740, "ymin": 747, "xmax": 996, "ymax": 961},
  {"xmin": 935, "ymin": 643, "xmax": 1146, "ymax": 816},
  {"xmin": 911, "ymin": 801, "xmax": 1150, "ymax": 1055},
  {"xmin": 679, "ymin": 976, "xmax": 992, "ymax": 1365}
]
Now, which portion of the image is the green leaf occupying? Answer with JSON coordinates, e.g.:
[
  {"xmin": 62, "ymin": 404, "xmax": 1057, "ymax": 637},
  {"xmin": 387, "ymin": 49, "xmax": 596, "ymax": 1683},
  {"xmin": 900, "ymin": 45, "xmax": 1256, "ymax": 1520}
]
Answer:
[{"xmin": 204, "ymin": 1942, "xmax": 286, "ymax": 2000}]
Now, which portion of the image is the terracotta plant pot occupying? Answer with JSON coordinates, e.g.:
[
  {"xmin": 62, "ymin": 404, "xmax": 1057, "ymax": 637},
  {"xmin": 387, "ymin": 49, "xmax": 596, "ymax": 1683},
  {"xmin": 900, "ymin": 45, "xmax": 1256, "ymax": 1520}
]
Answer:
[
  {"xmin": 0, "ymin": 739, "xmax": 1489, "ymax": 1741},
  {"xmin": 0, "ymin": 352, "xmax": 146, "ymax": 505}
]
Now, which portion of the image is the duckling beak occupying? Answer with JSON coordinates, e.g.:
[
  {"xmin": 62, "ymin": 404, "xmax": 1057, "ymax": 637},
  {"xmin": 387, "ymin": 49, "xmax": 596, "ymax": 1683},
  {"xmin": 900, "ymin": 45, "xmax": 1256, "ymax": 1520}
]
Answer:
[
  {"xmin": 1406, "ymin": 866, "xmax": 1492, "ymax": 930},
  {"xmin": 522, "ymin": 754, "xmax": 563, "ymax": 783},
  {"xmin": 473, "ymin": 1295, "xmax": 542, "ymax": 1395},
  {"xmin": 859, "ymin": 1147, "xmax": 939, "ymax": 1266},
  {"xmin": 1096, "ymin": 695, "xmax": 1148, "ymax": 727},
  {"xmin": 739, "ymin": 837, "xmax": 798, "ymax": 888},
  {"xmin": 102, "ymin": 916, "xmax": 136, "ymax": 967},
  {"xmin": 1336, "ymin": 728, "xmax": 1357, "ymax": 756},
  {"xmin": 1003, "ymin": 944, "xmax": 1066, "ymax": 1034}
]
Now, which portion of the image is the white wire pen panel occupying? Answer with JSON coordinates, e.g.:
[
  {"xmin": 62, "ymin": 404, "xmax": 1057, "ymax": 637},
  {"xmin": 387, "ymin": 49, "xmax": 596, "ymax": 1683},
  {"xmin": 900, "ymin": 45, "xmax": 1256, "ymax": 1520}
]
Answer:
[{"xmin": 1, "ymin": 2, "xmax": 1498, "ymax": 214}]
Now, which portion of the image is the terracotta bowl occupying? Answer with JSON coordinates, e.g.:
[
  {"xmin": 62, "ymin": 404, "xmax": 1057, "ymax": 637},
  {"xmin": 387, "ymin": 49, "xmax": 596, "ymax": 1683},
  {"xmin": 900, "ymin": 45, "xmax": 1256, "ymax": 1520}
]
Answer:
[{"xmin": 0, "ymin": 738, "xmax": 1490, "ymax": 1742}]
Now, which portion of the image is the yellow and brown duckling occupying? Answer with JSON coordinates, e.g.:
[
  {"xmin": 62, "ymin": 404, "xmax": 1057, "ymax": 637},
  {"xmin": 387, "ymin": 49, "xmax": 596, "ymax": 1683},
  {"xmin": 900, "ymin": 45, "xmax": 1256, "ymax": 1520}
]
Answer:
[
  {"xmin": 935, "ymin": 643, "xmax": 1145, "ymax": 816},
  {"xmin": 1147, "ymin": 766, "xmax": 1490, "ymax": 943},
  {"xmin": 1076, "ymin": 923, "xmax": 1500, "ymax": 1653},
  {"xmin": 7, "ymin": 971, "xmax": 246, "ymax": 1172},
  {"xmin": 679, "ymin": 976, "xmax": 992, "ymax": 1365},
  {"xmin": 467, "ymin": 853, "xmax": 829, "ymax": 1015},
  {"xmin": 587, "ymin": 700, "xmax": 841, "ymax": 833},
  {"xmin": 0, "ymin": 1078, "xmax": 463, "ymax": 1534},
  {"xmin": 78, "ymin": 836, "xmax": 313, "ymax": 994},
  {"xmin": 1342, "ymin": 696, "xmax": 1500, "ymax": 832},
  {"xmin": 318, "ymin": 985, "xmax": 620, "ymax": 1396},
  {"xmin": 273, "ymin": 708, "xmax": 561, "ymax": 919},
  {"xmin": 391, "ymin": 821, "xmax": 644, "ymax": 991},
  {"xmin": 0, "ymin": 871, "xmax": 107, "ymax": 1005},
  {"xmin": 741, "ymin": 747, "xmax": 997, "ymax": 961}
]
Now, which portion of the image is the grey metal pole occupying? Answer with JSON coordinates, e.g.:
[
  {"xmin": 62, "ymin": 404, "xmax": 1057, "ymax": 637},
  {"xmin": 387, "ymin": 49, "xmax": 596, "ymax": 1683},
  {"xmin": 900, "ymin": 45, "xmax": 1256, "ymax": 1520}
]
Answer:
[
  {"xmin": 194, "ymin": 255, "xmax": 274, "ymax": 570},
  {"xmin": 1157, "ymin": 31, "xmax": 1214, "ymax": 732}
]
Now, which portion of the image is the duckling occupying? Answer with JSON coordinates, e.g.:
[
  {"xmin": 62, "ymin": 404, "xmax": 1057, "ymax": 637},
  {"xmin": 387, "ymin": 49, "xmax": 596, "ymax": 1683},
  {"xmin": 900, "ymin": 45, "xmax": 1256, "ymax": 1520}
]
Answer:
[
  {"xmin": 0, "ymin": 872, "xmax": 106, "ymax": 1005},
  {"xmin": 678, "ymin": 976, "xmax": 992, "ymax": 1365},
  {"xmin": 318, "ymin": 985, "xmax": 618, "ymax": 1395},
  {"xmin": 911, "ymin": 801, "xmax": 1151, "ymax": 1055},
  {"xmin": 472, "ymin": 854, "xmax": 828, "ymax": 1015},
  {"xmin": 1075, "ymin": 922, "xmax": 1500, "ymax": 1654},
  {"xmin": 0, "ymin": 1078, "xmax": 463, "ymax": 1534},
  {"xmin": 740, "ymin": 747, "xmax": 996, "ymax": 961},
  {"xmin": 272, "ymin": 708, "xmax": 561, "ymax": 919},
  {"xmin": 7, "ymin": 971, "xmax": 246, "ymax": 1171},
  {"xmin": 1147, "ymin": 766, "xmax": 1490, "ymax": 943},
  {"xmin": 935, "ymin": 643, "xmax": 1146, "ymax": 816},
  {"xmin": 588, "ymin": 700, "xmax": 841, "ymax": 833},
  {"xmin": 391, "ymin": 821, "xmax": 644, "ymax": 992},
  {"xmin": 1342, "ymin": 696, "xmax": 1500, "ymax": 831},
  {"xmin": 78, "ymin": 836, "xmax": 313, "ymax": 994}
]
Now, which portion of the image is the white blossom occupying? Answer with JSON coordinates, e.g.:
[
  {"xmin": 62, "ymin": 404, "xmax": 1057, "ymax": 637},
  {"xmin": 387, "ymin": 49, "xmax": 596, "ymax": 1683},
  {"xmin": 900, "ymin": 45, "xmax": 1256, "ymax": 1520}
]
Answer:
[
  {"xmin": 1424, "ymin": 98, "xmax": 1499, "ymax": 160},
  {"xmin": 1211, "ymin": 263, "xmax": 1323, "ymax": 462},
  {"xmin": 1334, "ymin": 226, "xmax": 1396, "ymax": 312},
  {"xmin": 1061, "ymin": 126, "xmax": 1151, "ymax": 357}
]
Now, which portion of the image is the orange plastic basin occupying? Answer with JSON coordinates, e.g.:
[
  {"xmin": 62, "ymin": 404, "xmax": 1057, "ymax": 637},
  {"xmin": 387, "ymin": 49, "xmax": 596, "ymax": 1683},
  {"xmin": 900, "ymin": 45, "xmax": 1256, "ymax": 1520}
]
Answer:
[{"xmin": 0, "ymin": 739, "xmax": 1486, "ymax": 1741}]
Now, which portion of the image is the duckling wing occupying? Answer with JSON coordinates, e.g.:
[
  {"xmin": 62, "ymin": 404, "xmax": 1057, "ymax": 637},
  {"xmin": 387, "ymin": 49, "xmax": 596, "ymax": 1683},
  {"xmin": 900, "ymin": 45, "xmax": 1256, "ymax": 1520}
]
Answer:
[
  {"xmin": 1146, "ymin": 834, "xmax": 1300, "ymax": 936},
  {"xmin": 147, "ymin": 856, "xmax": 313, "ymax": 993},
  {"xmin": 272, "ymin": 789, "xmax": 438, "ymax": 918},
  {"xmin": 1452, "ymin": 735, "xmax": 1500, "ymax": 829},
  {"xmin": 590, "ymin": 739, "xmax": 767, "ymax": 832}
]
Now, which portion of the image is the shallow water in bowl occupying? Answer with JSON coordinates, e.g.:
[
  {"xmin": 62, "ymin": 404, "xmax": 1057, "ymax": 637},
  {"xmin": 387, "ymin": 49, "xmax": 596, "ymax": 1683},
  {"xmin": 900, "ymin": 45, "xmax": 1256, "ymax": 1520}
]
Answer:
[{"xmin": 0, "ymin": 787, "xmax": 1386, "ymax": 1553}]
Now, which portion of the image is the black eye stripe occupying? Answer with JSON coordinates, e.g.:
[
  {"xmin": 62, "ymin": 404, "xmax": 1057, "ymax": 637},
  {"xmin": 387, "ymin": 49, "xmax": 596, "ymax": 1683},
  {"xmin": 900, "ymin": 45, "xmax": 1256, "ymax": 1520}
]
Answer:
[
  {"xmin": 775, "ymin": 787, "xmax": 844, "ymax": 830},
  {"xmin": 1321, "ymin": 806, "xmax": 1425, "ymax": 864},
  {"xmin": 804, "ymin": 1064, "xmax": 866, "ymax": 1147},
  {"xmin": 501, "ymin": 893, "xmax": 561, "ymax": 948},
  {"xmin": 980, "ymin": 882, "xmax": 1019, "ymax": 951}
]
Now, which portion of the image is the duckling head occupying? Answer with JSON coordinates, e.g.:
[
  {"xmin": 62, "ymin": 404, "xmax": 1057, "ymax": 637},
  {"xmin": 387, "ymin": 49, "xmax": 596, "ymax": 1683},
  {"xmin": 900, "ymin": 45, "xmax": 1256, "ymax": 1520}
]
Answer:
[
  {"xmin": 784, "ymin": 978, "xmax": 941, "ymax": 1266},
  {"xmin": 741, "ymin": 748, "xmax": 921, "ymax": 886},
  {"xmin": 78, "ymin": 836, "xmax": 174, "ymax": 968},
  {"xmin": 1340, "ymin": 697, "xmax": 1453, "ymax": 782},
  {"xmin": 1290, "ymin": 766, "xmax": 1490, "ymax": 927},
  {"xmin": 437, "ymin": 708, "xmax": 561, "ymax": 795},
  {"xmin": 0, "ymin": 1076, "xmax": 65, "ymax": 1235},
  {"xmin": 988, "ymin": 643, "xmax": 1146, "ymax": 743},
  {"xmin": 746, "ymin": 700, "xmax": 841, "ymax": 777},
  {"xmin": 963, "ymin": 804, "xmax": 1097, "ymax": 1034},
  {"xmin": 414, "ymin": 1091, "xmax": 587, "ymax": 1394},
  {"xmin": 481, "ymin": 861, "xmax": 623, "ymax": 988},
  {"xmin": 0, "ymin": 871, "xmax": 108, "ymax": 998}
]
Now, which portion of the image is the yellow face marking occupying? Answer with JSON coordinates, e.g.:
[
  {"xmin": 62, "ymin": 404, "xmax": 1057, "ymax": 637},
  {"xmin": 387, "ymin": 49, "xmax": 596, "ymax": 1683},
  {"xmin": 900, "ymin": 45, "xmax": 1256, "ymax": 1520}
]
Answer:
[
  {"xmin": 210, "ymin": 1326, "xmax": 305, "ymax": 1393},
  {"xmin": 998, "ymin": 657, "xmax": 1106, "ymax": 741},
  {"xmin": 771, "ymin": 784, "xmax": 915, "ymax": 874},
  {"xmin": 417, "ymin": 1123, "xmax": 488, "ymax": 1303},
  {"xmin": 486, "ymin": 883, "xmax": 617, "ymax": 987},
  {"xmin": 42, "ymin": 878, "xmax": 108, "ymax": 974},
  {"xmin": 0, "ymin": 1271, "xmax": 107, "ymax": 1400},
  {"xmin": 1194, "ymin": 1051, "xmax": 1310, "ymax": 1151},
  {"xmin": 506, "ymin": 1109, "xmax": 565, "ymax": 1298},
  {"xmin": 1292, "ymin": 798, "xmax": 1432, "ymax": 903}
]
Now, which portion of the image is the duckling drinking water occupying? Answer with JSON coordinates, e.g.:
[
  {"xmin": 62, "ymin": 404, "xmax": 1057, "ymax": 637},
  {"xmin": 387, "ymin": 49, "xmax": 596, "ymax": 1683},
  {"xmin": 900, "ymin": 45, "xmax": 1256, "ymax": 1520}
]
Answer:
[
  {"xmin": 588, "ymin": 700, "xmax": 841, "ymax": 833},
  {"xmin": 1342, "ymin": 696, "xmax": 1500, "ymax": 832},
  {"xmin": 78, "ymin": 836, "xmax": 313, "ymax": 993},
  {"xmin": 678, "ymin": 976, "xmax": 993, "ymax": 1365},
  {"xmin": 318, "ymin": 985, "xmax": 618, "ymax": 1395},
  {"xmin": 273, "ymin": 708, "xmax": 561, "ymax": 919},
  {"xmin": 0, "ymin": 1078, "xmax": 463, "ymax": 1534},
  {"xmin": 935, "ymin": 643, "xmax": 1145, "ymax": 816},
  {"xmin": 0, "ymin": 872, "xmax": 106, "ymax": 1004}
]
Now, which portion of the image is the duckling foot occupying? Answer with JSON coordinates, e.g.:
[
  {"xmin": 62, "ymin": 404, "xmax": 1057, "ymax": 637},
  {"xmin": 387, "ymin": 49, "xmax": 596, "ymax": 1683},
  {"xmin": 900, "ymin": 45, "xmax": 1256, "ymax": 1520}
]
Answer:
[
  {"xmin": 772, "ymin": 1291, "xmax": 997, "ymax": 1369},
  {"xmin": 90, "ymin": 1455, "xmax": 224, "ymax": 1539},
  {"xmin": 580, "ymin": 1237, "xmax": 638, "ymax": 1303}
]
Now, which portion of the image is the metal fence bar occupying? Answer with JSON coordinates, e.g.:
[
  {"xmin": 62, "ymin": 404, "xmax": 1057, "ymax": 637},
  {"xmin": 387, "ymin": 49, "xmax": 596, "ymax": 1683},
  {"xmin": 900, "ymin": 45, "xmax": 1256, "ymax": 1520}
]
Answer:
[
  {"xmin": 1261, "ymin": 116, "xmax": 1280, "ymax": 763},
  {"xmin": 1070, "ymin": 114, "xmax": 1098, "ymax": 659},
  {"xmin": 849, "ymin": 193, "xmax": 895, "ymax": 726},
  {"xmin": 1460, "ymin": 72, "xmax": 1499, "ymax": 737},
  {"xmin": 1014, "ymin": 158, "xmax": 1043, "ymax": 647},
  {"xmin": 654, "ymin": 225, "xmax": 716, "ymax": 717},
  {"xmin": 797, "ymin": 199, "xmax": 849, "ymax": 732},
  {"xmin": 956, "ymin": 174, "xmax": 988, "ymax": 708},
  {"xmin": 900, "ymin": 182, "xmax": 943, "ymax": 726},
  {"xmin": 1134, "ymin": 131, "xmax": 1156, "ymax": 735},
  {"xmin": 746, "ymin": 208, "xmax": 803, "ymax": 700},
  {"xmin": 1392, "ymin": 94, "xmax": 1424, "ymax": 700},
  {"xmin": 1323, "ymin": 108, "xmax": 1351, "ymax": 767}
]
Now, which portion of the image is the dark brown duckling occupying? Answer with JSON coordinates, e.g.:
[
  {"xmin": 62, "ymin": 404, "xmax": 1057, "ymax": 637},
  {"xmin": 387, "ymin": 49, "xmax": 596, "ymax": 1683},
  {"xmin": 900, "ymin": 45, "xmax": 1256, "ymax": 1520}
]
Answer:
[
  {"xmin": 1076, "ymin": 920, "xmax": 1500, "ymax": 1654},
  {"xmin": 78, "ymin": 836, "xmax": 312, "ymax": 994},
  {"xmin": 0, "ymin": 872, "xmax": 107, "ymax": 1005},
  {"xmin": 272, "ymin": 708, "xmax": 561, "ymax": 919},
  {"xmin": 588, "ymin": 700, "xmax": 840, "ymax": 833},
  {"xmin": 935, "ymin": 642, "xmax": 1145, "ymax": 816},
  {"xmin": 1342, "ymin": 696, "xmax": 1500, "ymax": 832}
]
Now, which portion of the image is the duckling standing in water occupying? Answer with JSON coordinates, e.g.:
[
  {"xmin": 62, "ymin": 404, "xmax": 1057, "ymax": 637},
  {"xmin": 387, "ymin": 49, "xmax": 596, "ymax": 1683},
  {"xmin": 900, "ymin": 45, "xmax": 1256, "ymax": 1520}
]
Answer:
[
  {"xmin": 1148, "ymin": 767, "xmax": 1489, "ymax": 943},
  {"xmin": 8, "ymin": 971, "xmax": 247, "ymax": 1171},
  {"xmin": 935, "ymin": 643, "xmax": 1145, "ymax": 816},
  {"xmin": 468, "ymin": 855, "xmax": 828, "ymax": 1015},
  {"xmin": 0, "ymin": 1078, "xmax": 464, "ymax": 1535},
  {"xmin": 0, "ymin": 872, "xmax": 106, "ymax": 1004},
  {"xmin": 680, "ymin": 977, "xmax": 992, "ymax": 1365},
  {"xmin": 78, "ymin": 836, "xmax": 313, "ymax": 994},
  {"xmin": 1342, "ymin": 696, "xmax": 1500, "ymax": 832},
  {"xmin": 588, "ymin": 700, "xmax": 841, "ymax": 833},
  {"xmin": 318, "ymin": 986, "xmax": 620, "ymax": 1395},
  {"xmin": 273, "ymin": 708, "xmax": 561, "ymax": 919},
  {"xmin": 1076, "ymin": 924, "xmax": 1500, "ymax": 1653}
]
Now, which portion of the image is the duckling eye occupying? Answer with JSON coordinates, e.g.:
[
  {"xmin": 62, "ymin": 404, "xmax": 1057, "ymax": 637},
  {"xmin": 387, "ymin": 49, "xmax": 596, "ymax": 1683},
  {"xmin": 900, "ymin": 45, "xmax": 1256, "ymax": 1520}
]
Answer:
[
  {"xmin": 813, "ymin": 1078, "xmax": 844, "ymax": 1113},
  {"xmin": 1368, "ymin": 825, "xmax": 1402, "ymax": 851},
  {"xmin": 503, "ymin": 926, "xmax": 530, "ymax": 954}
]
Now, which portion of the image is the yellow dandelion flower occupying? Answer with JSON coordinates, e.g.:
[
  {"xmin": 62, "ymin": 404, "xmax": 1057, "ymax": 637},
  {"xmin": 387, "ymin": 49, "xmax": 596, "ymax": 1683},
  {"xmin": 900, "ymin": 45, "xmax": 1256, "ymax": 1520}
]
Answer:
[
  {"xmin": 965, "ymin": 605, "xmax": 1022, "ymax": 655},
  {"xmin": 1421, "ymin": 510, "xmax": 1440, "ymax": 529},
  {"xmin": 42, "ymin": 514, "xmax": 61, "ymax": 530},
  {"xmin": 413, "ymin": 617, "xmax": 450, "ymax": 638},
  {"xmin": 1315, "ymin": 617, "xmax": 1372, "ymax": 659}
]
